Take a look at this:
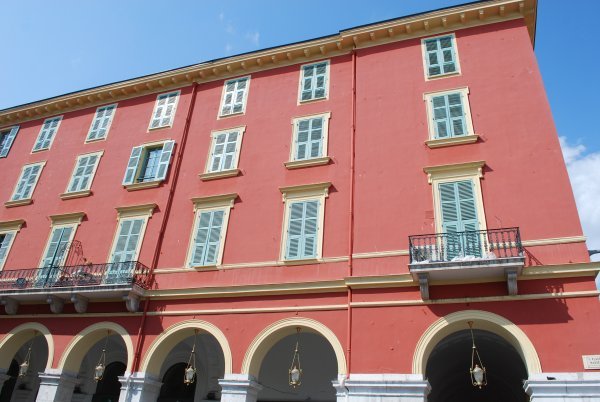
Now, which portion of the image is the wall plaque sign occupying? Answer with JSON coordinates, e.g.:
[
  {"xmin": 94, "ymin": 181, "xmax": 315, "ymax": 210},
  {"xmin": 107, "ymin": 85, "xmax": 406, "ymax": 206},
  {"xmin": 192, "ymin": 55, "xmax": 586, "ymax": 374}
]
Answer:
[{"xmin": 583, "ymin": 355, "xmax": 600, "ymax": 369}]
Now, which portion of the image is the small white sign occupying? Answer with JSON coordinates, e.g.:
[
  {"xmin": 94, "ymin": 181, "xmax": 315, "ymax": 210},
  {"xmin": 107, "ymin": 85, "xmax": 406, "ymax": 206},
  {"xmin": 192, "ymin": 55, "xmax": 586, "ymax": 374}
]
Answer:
[{"xmin": 583, "ymin": 355, "xmax": 600, "ymax": 370}]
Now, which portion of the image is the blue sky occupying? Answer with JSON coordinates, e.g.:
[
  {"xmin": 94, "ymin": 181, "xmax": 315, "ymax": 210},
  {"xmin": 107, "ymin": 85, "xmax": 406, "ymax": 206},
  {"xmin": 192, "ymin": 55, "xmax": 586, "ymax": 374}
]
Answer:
[{"xmin": 1, "ymin": 1, "xmax": 599, "ymax": 256}]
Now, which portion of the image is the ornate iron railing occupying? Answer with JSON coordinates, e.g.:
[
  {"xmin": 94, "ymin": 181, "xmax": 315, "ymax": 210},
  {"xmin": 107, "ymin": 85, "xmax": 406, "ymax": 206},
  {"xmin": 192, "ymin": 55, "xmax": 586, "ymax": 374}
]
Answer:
[
  {"xmin": 408, "ymin": 228, "xmax": 523, "ymax": 264},
  {"xmin": 0, "ymin": 261, "xmax": 151, "ymax": 291}
]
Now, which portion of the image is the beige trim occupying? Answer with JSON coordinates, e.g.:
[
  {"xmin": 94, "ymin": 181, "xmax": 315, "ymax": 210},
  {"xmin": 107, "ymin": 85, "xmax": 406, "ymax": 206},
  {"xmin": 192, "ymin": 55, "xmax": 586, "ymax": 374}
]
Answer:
[
  {"xmin": 241, "ymin": 317, "xmax": 347, "ymax": 377},
  {"xmin": 199, "ymin": 169, "xmax": 241, "ymax": 181},
  {"xmin": 297, "ymin": 60, "xmax": 330, "ymax": 104},
  {"xmin": 4, "ymin": 199, "xmax": 32, "ymax": 208},
  {"xmin": 352, "ymin": 249, "xmax": 409, "ymax": 259},
  {"xmin": 203, "ymin": 125, "xmax": 246, "ymax": 175},
  {"xmin": 423, "ymin": 160, "xmax": 485, "ymax": 184},
  {"xmin": 521, "ymin": 262, "xmax": 600, "ymax": 279},
  {"xmin": 279, "ymin": 181, "xmax": 332, "ymax": 202},
  {"xmin": 412, "ymin": 310, "xmax": 542, "ymax": 375},
  {"xmin": 60, "ymin": 189, "xmax": 92, "ymax": 200},
  {"xmin": 58, "ymin": 322, "xmax": 134, "ymax": 374},
  {"xmin": 346, "ymin": 274, "xmax": 415, "ymax": 289},
  {"xmin": 147, "ymin": 90, "xmax": 180, "ymax": 131},
  {"xmin": 141, "ymin": 319, "xmax": 233, "ymax": 377},
  {"xmin": 7, "ymin": 161, "xmax": 46, "ymax": 205},
  {"xmin": 0, "ymin": 322, "xmax": 54, "ymax": 371},
  {"xmin": 421, "ymin": 32, "xmax": 461, "ymax": 81},
  {"xmin": 124, "ymin": 180, "xmax": 162, "ymax": 191},
  {"xmin": 64, "ymin": 150, "xmax": 104, "ymax": 195},
  {"xmin": 191, "ymin": 193, "xmax": 238, "ymax": 210},
  {"xmin": 31, "ymin": 116, "xmax": 63, "ymax": 153},
  {"xmin": 146, "ymin": 305, "xmax": 348, "ymax": 316},
  {"xmin": 108, "ymin": 204, "xmax": 156, "ymax": 263},
  {"xmin": 0, "ymin": 219, "xmax": 25, "ymax": 231},
  {"xmin": 49, "ymin": 212, "xmax": 86, "ymax": 225},
  {"xmin": 426, "ymin": 134, "xmax": 479, "ymax": 148},
  {"xmin": 0, "ymin": 312, "xmax": 142, "ymax": 319},
  {"xmin": 85, "ymin": 103, "xmax": 118, "ymax": 143},
  {"xmin": 115, "ymin": 203, "xmax": 157, "ymax": 219},
  {"xmin": 522, "ymin": 235, "xmax": 586, "ymax": 247},
  {"xmin": 218, "ymin": 76, "xmax": 251, "ymax": 119},
  {"xmin": 285, "ymin": 156, "xmax": 331, "ymax": 169}
]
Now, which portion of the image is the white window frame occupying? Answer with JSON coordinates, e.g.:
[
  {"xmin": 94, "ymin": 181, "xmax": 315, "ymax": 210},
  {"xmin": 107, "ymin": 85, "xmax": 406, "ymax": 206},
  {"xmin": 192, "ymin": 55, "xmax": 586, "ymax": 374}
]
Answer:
[
  {"xmin": 122, "ymin": 139, "xmax": 175, "ymax": 191},
  {"xmin": 62, "ymin": 150, "xmax": 104, "ymax": 199},
  {"xmin": 0, "ymin": 219, "xmax": 24, "ymax": 271},
  {"xmin": 32, "ymin": 116, "xmax": 63, "ymax": 153},
  {"xmin": 200, "ymin": 126, "xmax": 246, "ymax": 181},
  {"xmin": 218, "ymin": 76, "xmax": 251, "ymax": 118},
  {"xmin": 297, "ymin": 60, "xmax": 330, "ymax": 104},
  {"xmin": 185, "ymin": 193, "xmax": 238, "ymax": 268},
  {"xmin": 86, "ymin": 103, "xmax": 117, "ymax": 143},
  {"xmin": 423, "ymin": 87, "xmax": 477, "ymax": 148},
  {"xmin": 279, "ymin": 182, "xmax": 331, "ymax": 263},
  {"xmin": 108, "ymin": 204, "xmax": 156, "ymax": 263},
  {"xmin": 424, "ymin": 161, "xmax": 487, "ymax": 234},
  {"xmin": 38, "ymin": 213, "xmax": 85, "ymax": 268},
  {"xmin": 6, "ymin": 161, "xmax": 46, "ymax": 207},
  {"xmin": 0, "ymin": 125, "xmax": 20, "ymax": 158},
  {"xmin": 421, "ymin": 33, "xmax": 461, "ymax": 81},
  {"xmin": 148, "ymin": 91, "xmax": 181, "ymax": 131},
  {"xmin": 286, "ymin": 112, "xmax": 331, "ymax": 169}
]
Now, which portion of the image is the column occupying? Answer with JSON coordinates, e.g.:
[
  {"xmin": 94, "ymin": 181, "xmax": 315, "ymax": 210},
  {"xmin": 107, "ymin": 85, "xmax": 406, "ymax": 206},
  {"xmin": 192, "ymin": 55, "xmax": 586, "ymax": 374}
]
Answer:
[
  {"xmin": 118, "ymin": 372, "xmax": 162, "ymax": 402},
  {"xmin": 524, "ymin": 372, "xmax": 600, "ymax": 401},
  {"xmin": 35, "ymin": 369, "xmax": 78, "ymax": 402},
  {"xmin": 343, "ymin": 374, "xmax": 431, "ymax": 402},
  {"xmin": 219, "ymin": 374, "xmax": 263, "ymax": 402}
]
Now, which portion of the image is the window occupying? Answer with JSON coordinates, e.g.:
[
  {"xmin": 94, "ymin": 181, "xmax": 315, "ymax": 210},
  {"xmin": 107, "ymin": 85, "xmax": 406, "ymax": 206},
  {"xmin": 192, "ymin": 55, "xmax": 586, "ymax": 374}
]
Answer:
[
  {"xmin": 186, "ymin": 193, "xmax": 237, "ymax": 268},
  {"xmin": 279, "ymin": 182, "xmax": 330, "ymax": 262},
  {"xmin": 422, "ymin": 34, "xmax": 460, "ymax": 79},
  {"xmin": 86, "ymin": 104, "xmax": 117, "ymax": 142},
  {"xmin": 6, "ymin": 161, "xmax": 46, "ymax": 207},
  {"xmin": 62, "ymin": 151, "xmax": 103, "ymax": 198},
  {"xmin": 424, "ymin": 88, "xmax": 476, "ymax": 147},
  {"xmin": 286, "ymin": 112, "xmax": 331, "ymax": 169},
  {"xmin": 219, "ymin": 77, "xmax": 250, "ymax": 117},
  {"xmin": 149, "ymin": 91, "xmax": 180, "ymax": 130},
  {"xmin": 200, "ymin": 127, "xmax": 245, "ymax": 180},
  {"xmin": 109, "ymin": 204, "xmax": 156, "ymax": 263},
  {"xmin": 0, "ymin": 126, "xmax": 19, "ymax": 158},
  {"xmin": 39, "ymin": 213, "xmax": 85, "ymax": 269},
  {"xmin": 32, "ymin": 116, "xmax": 62, "ymax": 152},
  {"xmin": 0, "ymin": 220, "xmax": 24, "ymax": 271},
  {"xmin": 299, "ymin": 61, "xmax": 329, "ymax": 102},
  {"xmin": 122, "ymin": 140, "xmax": 175, "ymax": 190}
]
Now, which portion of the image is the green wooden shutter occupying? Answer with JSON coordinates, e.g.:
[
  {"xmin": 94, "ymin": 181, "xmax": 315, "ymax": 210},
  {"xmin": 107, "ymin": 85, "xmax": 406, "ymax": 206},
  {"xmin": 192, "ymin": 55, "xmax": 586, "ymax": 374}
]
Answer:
[
  {"xmin": 0, "ymin": 126, "xmax": 19, "ymax": 158},
  {"xmin": 123, "ymin": 146, "xmax": 143, "ymax": 185},
  {"xmin": 88, "ymin": 105, "xmax": 116, "ymax": 141},
  {"xmin": 69, "ymin": 154, "xmax": 99, "ymax": 192},
  {"xmin": 112, "ymin": 219, "xmax": 143, "ymax": 263},
  {"xmin": 301, "ymin": 65, "xmax": 315, "ymax": 101},
  {"xmin": 432, "ymin": 95, "xmax": 450, "ymax": 138},
  {"xmin": 221, "ymin": 78, "xmax": 248, "ymax": 116},
  {"xmin": 295, "ymin": 118, "xmax": 323, "ymax": 160},
  {"xmin": 190, "ymin": 210, "xmax": 224, "ymax": 266},
  {"xmin": 33, "ymin": 117, "xmax": 61, "ymax": 151},
  {"xmin": 155, "ymin": 140, "xmax": 175, "ymax": 180},
  {"xmin": 439, "ymin": 180, "xmax": 480, "ymax": 258},
  {"xmin": 432, "ymin": 92, "xmax": 466, "ymax": 138},
  {"xmin": 13, "ymin": 164, "xmax": 42, "ymax": 201},
  {"xmin": 301, "ymin": 63, "xmax": 328, "ymax": 101},
  {"xmin": 425, "ymin": 36, "xmax": 457, "ymax": 77},
  {"xmin": 0, "ymin": 233, "xmax": 14, "ymax": 267},
  {"xmin": 286, "ymin": 200, "xmax": 320, "ymax": 259},
  {"xmin": 209, "ymin": 132, "xmax": 239, "ymax": 172},
  {"xmin": 42, "ymin": 227, "xmax": 73, "ymax": 267}
]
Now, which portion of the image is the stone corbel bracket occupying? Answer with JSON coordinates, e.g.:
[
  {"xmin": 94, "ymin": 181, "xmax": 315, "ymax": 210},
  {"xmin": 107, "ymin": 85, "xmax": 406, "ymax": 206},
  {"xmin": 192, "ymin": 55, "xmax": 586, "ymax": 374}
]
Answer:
[
  {"xmin": 47, "ymin": 295, "xmax": 65, "ymax": 314},
  {"xmin": 0, "ymin": 297, "xmax": 19, "ymax": 315},
  {"xmin": 70, "ymin": 294, "xmax": 89, "ymax": 313},
  {"xmin": 124, "ymin": 292, "xmax": 141, "ymax": 312}
]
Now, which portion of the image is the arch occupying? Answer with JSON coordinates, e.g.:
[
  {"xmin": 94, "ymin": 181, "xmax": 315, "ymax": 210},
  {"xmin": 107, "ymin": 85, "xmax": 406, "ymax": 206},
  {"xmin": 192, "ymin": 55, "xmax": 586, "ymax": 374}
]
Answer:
[
  {"xmin": 412, "ymin": 310, "xmax": 541, "ymax": 375},
  {"xmin": 0, "ymin": 322, "xmax": 53, "ymax": 371},
  {"xmin": 58, "ymin": 322, "xmax": 134, "ymax": 374},
  {"xmin": 241, "ymin": 317, "xmax": 347, "ymax": 378},
  {"xmin": 141, "ymin": 319, "xmax": 232, "ymax": 378}
]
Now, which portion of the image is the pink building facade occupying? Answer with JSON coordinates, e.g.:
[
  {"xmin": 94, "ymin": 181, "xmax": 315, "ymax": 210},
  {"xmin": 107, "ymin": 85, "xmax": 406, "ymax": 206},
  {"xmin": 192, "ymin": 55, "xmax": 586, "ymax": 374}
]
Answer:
[{"xmin": 0, "ymin": 1, "xmax": 598, "ymax": 401}]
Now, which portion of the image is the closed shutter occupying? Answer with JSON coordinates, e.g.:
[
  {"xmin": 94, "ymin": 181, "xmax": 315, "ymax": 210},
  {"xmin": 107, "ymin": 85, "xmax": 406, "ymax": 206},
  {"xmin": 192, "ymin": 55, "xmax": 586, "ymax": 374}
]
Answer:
[
  {"xmin": 286, "ymin": 200, "xmax": 319, "ymax": 259},
  {"xmin": 425, "ymin": 36, "xmax": 457, "ymax": 77},
  {"xmin": 0, "ymin": 233, "xmax": 14, "ymax": 267},
  {"xmin": 221, "ymin": 78, "xmax": 248, "ymax": 116},
  {"xmin": 0, "ymin": 126, "xmax": 19, "ymax": 158},
  {"xmin": 439, "ymin": 180, "xmax": 480, "ymax": 258},
  {"xmin": 123, "ymin": 146, "xmax": 143, "ymax": 185},
  {"xmin": 33, "ymin": 117, "xmax": 61, "ymax": 151},
  {"xmin": 41, "ymin": 227, "xmax": 73, "ymax": 268},
  {"xmin": 431, "ymin": 92, "xmax": 466, "ymax": 138},
  {"xmin": 209, "ymin": 132, "xmax": 239, "ymax": 172},
  {"xmin": 68, "ymin": 154, "xmax": 99, "ymax": 192},
  {"xmin": 150, "ymin": 92, "xmax": 178, "ymax": 129},
  {"xmin": 155, "ymin": 140, "xmax": 175, "ymax": 180},
  {"xmin": 295, "ymin": 118, "xmax": 323, "ymax": 160},
  {"xmin": 112, "ymin": 219, "xmax": 144, "ymax": 263},
  {"xmin": 12, "ymin": 164, "xmax": 42, "ymax": 201},
  {"xmin": 88, "ymin": 105, "xmax": 116, "ymax": 141},
  {"xmin": 301, "ymin": 63, "xmax": 328, "ymax": 101},
  {"xmin": 190, "ymin": 210, "xmax": 224, "ymax": 266}
]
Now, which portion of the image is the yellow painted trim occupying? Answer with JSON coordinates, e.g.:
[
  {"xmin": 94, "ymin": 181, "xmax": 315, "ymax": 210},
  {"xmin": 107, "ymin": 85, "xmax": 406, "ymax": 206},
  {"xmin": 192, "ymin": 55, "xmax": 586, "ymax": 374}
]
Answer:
[
  {"xmin": 191, "ymin": 193, "xmax": 238, "ymax": 210},
  {"xmin": 279, "ymin": 182, "xmax": 332, "ymax": 201},
  {"xmin": 241, "ymin": 317, "xmax": 347, "ymax": 377},
  {"xmin": 123, "ymin": 180, "xmax": 162, "ymax": 191},
  {"xmin": 289, "ymin": 112, "xmax": 331, "ymax": 163},
  {"xmin": 115, "ymin": 203, "xmax": 157, "ymax": 219},
  {"xmin": 146, "ymin": 304, "xmax": 348, "ymax": 316},
  {"xmin": 141, "ymin": 319, "xmax": 232, "ymax": 377},
  {"xmin": 412, "ymin": 310, "xmax": 542, "ymax": 375},
  {"xmin": 0, "ymin": 312, "xmax": 142, "ymax": 319},
  {"xmin": 85, "ymin": 103, "xmax": 118, "ymax": 143},
  {"xmin": 284, "ymin": 156, "xmax": 331, "ymax": 169},
  {"xmin": 352, "ymin": 249, "xmax": 410, "ymax": 259},
  {"xmin": 421, "ymin": 32, "xmax": 461, "ymax": 81},
  {"xmin": 522, "ymin": 236, "xmax": 586, "ymax": 247},
  {"xmin": 217, "ymin": 76, "xmax": 251, "ymax": 119},
  {"xmin": 346, "ymin": 274, "xmax": 415, "ymax": 289},
  {"xmin": 0, "ymin": 322, "xmax": 54, "ymax": 371},
  {"xmin": 49, "ymin": 212, "xmax": 86, "ymax": 225},
  {"xmin": 425, "ymin": 134, "xmax": 479, "ymax": 148},
  {"xmin": 60, "ymin": 189, "xmax": 92, "ymax": 200},
  {"xmin": 4, "ymin": 199, "xmax": 32, "ymax": 208},
  {"xmin": 423, "ymin": 160, "xmax": 485, "ymax": 184},
  {"xmin": 199, "ymin": 169, "xmax": 241, "ymax": 181},
  {"xmin": 297, "ymin": 60, "xmax": 330, "ymax": 104},
  {"xmin": 63, "ymin": 150, "xmax": 104, "ymax": 195},
  {"xmin": 202, "ymin": 126, "xmax": 246, "ymax": 175},
  {"xmin": 0, "ymin": 219, "xmax": 25, "ymax": 231},
  {"xmin": 58, "ymin": 322, "xmax": 134, "ymax": 374}
]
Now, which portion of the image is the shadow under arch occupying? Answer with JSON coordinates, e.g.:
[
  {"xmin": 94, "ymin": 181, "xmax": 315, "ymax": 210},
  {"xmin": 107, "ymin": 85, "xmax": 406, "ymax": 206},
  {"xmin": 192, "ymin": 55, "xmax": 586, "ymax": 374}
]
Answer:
[
  {"xmin": 412, "ymin": 309, "xmax": 542, "ymax": 376},
  {"xmin": 58, "ymin": 322, "xmax": 134, "ymax": 374},
  {"xmin": 241, "ymin": 317, "xmax": 347, "ymax": 378},
  {"xmin": 0, "ymin": 322, "xmax": 53, "ymax": 371},
  {"xmin": 141, "ymin": 319, "xmax": 232, "ymax": 378}
]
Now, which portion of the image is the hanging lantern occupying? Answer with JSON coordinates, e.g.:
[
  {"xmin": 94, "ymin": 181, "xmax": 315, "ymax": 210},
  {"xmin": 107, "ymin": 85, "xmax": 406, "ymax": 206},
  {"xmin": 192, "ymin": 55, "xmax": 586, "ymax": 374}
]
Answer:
[
  {"xmin": 94, "ymin": 330, "xmax": 110, "ymax": 382},
  {"xmin": 468, "ymin": 321, "xmax": 487, "ymax": 389},
  {"xmin": 288, "ymin": 327, "xmax": 302, "ymax": 388},
  {"xmin": 19, "ymin": 331, "xmax": 35, "ymax": 377},
  {"xmin": 184, "ymin": 330, "xmax": 197, "ymax": 385}
]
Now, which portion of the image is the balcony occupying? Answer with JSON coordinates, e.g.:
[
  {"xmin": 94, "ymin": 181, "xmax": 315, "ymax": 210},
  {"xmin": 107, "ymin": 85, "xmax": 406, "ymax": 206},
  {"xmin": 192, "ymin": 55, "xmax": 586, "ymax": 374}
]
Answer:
[
  {"xmin": 408, "ymin": 228, "xmax": 525, "ymax": 299},
  {"xmin": 0, "ymin": 261, "xmax": 151, "ymax": 314}
]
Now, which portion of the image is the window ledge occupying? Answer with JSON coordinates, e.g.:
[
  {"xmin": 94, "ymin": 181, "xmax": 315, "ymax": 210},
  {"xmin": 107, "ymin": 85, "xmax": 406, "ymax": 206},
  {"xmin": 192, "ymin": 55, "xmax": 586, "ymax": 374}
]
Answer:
[
  {"xmin": 219, "ymin": 111, "xmax": 245, "ymax": 119},
  {"xmin": 199, "ymin": 169, "xmax": 241, "ymax": 181},
  {"xmin": 284, "ymin": 156, "xmax": 331, "ymax": 169},
  {"xmin": 426, "ymin": 134, "xmax": 479, "ymax": 149},
  {"xmin": 426, "ymin": 71, "xmax": 461, "ymax": 81},
  {"xmin": 60, "ymin": 190, "xmax": 92, "ymax": 200},
  {"xmin": 298, "ymin": 96, "xmax": 328, "ymax": 105},
  {"xmin": 148, "ymin": 125, "xmax": 173, "ymax": 132},
  {"xmin": 84, "ymin": 137, "xmax": 106, "ymax": 144},
  {"xmin": 280, "ymin": 258, "xmax": 320, "ymax": 266},
  {"xmin": 124, "ymin": 181, "xmax": 162, "ymax": 191},
  {"xmin": 188, "ymin": 265, "xmax": 219, "ymax": 271},
  {"xmin": 5, "ymin": 198, "xmax": 32, "ymax": 208},
  {"xmin": 31, "ymin": 148, "xmax": 48, "ymax": 154}
]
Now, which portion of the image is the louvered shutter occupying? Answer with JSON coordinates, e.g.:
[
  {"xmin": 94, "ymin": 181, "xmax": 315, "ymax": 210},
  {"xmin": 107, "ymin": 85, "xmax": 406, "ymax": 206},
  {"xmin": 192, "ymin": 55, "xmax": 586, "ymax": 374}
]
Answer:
[
  {"xmin": 209, "ymin": 132, "xmax": 239, "ymax": 172},
  {"xmin": 162, "ymin": 94, "xmax": 178, "ymax": 126},
  {"xmin": 233, "ymin": 79, "xmax": 247, "ymax": 114},
  {"xmin": 69, "ymin": 154, "xmax": 99, "ymax": 192},
  {"xmin": 432, "ymin": 93, "xmax": 466, "ymax": 138},
  {"xmin": 439, "ymin": 181, "xmax": 480, "ymax": 258},
  {"xmin": 123, "ymin": 146, "xmax": 143, "ymax": 185},
  {"xmin": 426, "ymin": 36, "xmax": 457, "ymax": 77},
  {"xmin": 439, "ymin": 36, "xmax": 457, "ymax": 74},
  {"xmin": 13, "ymin": 164, "xmax": 42, "ymax": 201},
  {"xmin": 432, "ymin": 95, "xmax": 449, "ymax": 138},
  {"xmin": 301, "ymin": 63, "xmax": 328, "ymax": 101},
  {"xmin": 41, "ymin": 227, "xmax": 73, "ymax": 268},
  {"xmin": 456, "ymin": 180, "xmax": 481, "ymax": 257},
  {"xmin": 0, "ymin": 233, "xmax": 14, "ymax": 266},
  {"xmin": 33, "ymin": 117, "xmax": 61, "ymax": 151},
  {"xmin": 301, "ymin": 65, "xmax": 315, "ymax": 101},
  {"xmin": 112, "ymin": 219, "xmax": 143, "ymax": 263},
  {"xmin": 155, "ymin": 140, "xmax": 175, "ymax": 181},
  {"xmin": 425, "ymin": 39, "xmax": 441, "ymax": 77},
  {"xmin": 221, "ymin": 79, "xmax": 247, "ymax": 116},
  {"xmin": 303, "ymin": 200, "xmax": 319, "ymax": 257},
  {"xmin": 286, "ymin": 200, "xmax": 320, "ymax": 259},
  {"xmin": 314, "ymin": 63, "xmax": 327, "ymax": 99},
  {"xmin": 88, "ymin": 105, "xmax": 116, "ymax": 141},
  {"xmin": 221, "ymin": 81, "xmax": 236, "ymax": 115},
  {"xmin": 150, "ymin": 93, "xmax": 178, "ymax": 129},
  {"xmin": 286, "ymin": 202, "xmax": 304, "ymax": 259},
  {"xmin": 0, "ymin": 126, "xmax": 19, "ymax": 157},
  {"xmin": 295, "ymin": 118, "xmax": 323, "ymax": 160},
  {"xmin": 190, "ymin": 210, "xmax": 224, "ymax": 266},
  {"xmin": 447, "ymin": 93, "xmax": 466, "ymax": 136}
]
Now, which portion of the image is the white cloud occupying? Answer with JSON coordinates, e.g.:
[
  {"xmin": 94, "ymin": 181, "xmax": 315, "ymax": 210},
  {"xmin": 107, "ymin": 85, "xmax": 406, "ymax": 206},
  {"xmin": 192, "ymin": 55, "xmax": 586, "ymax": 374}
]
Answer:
[
  {"xmin": 218, "ymin": 12, "xmax": 224, "ymax": 22},
  {"xmin": 225, "ymin": 43, "xmax": 233, "ymax": 53},
  {"xmin": 560, "ymin": 137, "xmax": 600, "ymax": 261},
  {"xmin": 246, "ymin": 31, "xmax": 260, "ymax": 47}
]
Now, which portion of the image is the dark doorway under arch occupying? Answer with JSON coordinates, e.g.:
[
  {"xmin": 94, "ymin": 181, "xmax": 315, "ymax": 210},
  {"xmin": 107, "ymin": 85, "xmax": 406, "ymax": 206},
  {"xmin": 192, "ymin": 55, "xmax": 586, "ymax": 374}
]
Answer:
[
  {"xmin": 0, "ymin": 359, "xmax": 19, "ymax": 402},
  {"xmin": 158, "ymin": 362, "xmax": 196, "ymax": 402},
  {"xmin": 92, "ymin": 361, "xmax": 126, "ymax": 402},
  {"xmin": 426, "ymin": 329, "xmax": 528, "ymax": 402}
]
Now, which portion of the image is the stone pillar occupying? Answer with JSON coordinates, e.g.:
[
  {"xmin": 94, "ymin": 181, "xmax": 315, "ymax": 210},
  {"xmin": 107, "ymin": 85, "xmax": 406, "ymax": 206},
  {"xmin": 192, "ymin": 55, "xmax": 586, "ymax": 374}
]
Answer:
[
  {"xmin": 35, "ymin": 369, "xmax": 78, "ymax": 402},
  {"xmin": 118, "ymin": 372, "xmax": 162, "ymax": 402},
  {"xmin": 332, "ymin": 374, "xmax": 348, "ymax": 402},
  {"xmin": 219, "ymin": 374, "xmax": 263, "ymax": 402},
  {"xmin": 524, "ymin": 372, "xmax": 600, "ymax": 401},
  {"xmin": 343, "ymin": 374, "xmax": 431, "ymax": 402}
]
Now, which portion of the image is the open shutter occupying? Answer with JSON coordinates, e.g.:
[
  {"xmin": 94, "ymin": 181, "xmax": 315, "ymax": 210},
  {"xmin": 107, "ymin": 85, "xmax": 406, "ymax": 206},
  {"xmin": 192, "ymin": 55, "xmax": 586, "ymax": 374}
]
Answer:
[
  {"xmin": 0, "ymin": 126, "xmax": 19, "ymax": 157},
  {"xmin": 286, "ymin": 202, "xmax": 305, "ymax": 259},
  {"xmin": 123, "ymin": 146, "xmax": 143, "ymax": 185},
  {"xmin": 155, "ymin": 140, "xmax": 175, "ymax": 181},
  {"xmin": 0, "ymin": 233, "xmax": 14, "ymax": 266}
]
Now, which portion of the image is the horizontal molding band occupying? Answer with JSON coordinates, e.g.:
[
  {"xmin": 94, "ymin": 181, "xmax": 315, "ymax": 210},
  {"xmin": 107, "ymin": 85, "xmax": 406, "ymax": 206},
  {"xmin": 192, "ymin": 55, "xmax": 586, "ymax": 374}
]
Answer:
[
  {"xmin": 146, "ymin": 304, "xmax": 349, "ymax": 316},
  {"xmin": 521, "ymin": 235, "xmax": 587, "ymax": 247}
]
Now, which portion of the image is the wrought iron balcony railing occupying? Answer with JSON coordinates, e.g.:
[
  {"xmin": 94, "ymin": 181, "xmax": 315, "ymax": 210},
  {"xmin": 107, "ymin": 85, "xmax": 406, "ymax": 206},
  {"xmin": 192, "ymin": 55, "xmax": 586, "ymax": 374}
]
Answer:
[
  {"xmin": 0, "ymin": 261, "xmax": 151, "ymax": 292},
  {"xmin": 408, "ymin": 227, "xmax": 523, "ymax": 264}
]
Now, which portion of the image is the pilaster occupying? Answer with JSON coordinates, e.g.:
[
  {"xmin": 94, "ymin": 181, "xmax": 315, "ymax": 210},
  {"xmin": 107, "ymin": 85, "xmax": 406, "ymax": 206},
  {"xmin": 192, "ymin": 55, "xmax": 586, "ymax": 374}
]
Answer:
[
  {"xmin": 35, "ymin": 369, "xmax": 78, "ymax": 402},
  {"xmin": 219, "ymin": 374, "xmax": 263, "ymax": 402},
  {"xmin": 343, "ymin": 374, "xmax": 431, "ymax": 402},
  {"xmin": 118, "ymin": 372, "xmax": 162, "ymax": 402},
  {"xmin": 524, "ymin": 372, "xmax": 600, "ymax": 401}
]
